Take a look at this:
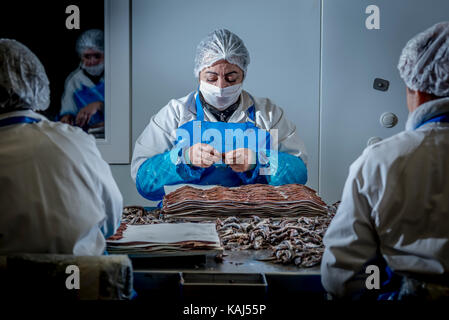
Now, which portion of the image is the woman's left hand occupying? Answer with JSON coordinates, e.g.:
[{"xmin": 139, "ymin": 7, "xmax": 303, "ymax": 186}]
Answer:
[{"xmin": 224, "ymin": 148, "xmax": 257, "ymax": 172}]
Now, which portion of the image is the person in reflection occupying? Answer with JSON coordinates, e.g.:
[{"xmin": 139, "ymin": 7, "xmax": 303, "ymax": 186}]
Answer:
[
  {"xmin": 0, "ymin": 39, "xmax": 122, "ymax": 255},
  {"xmin": 131, "ymin": 29, "xmax": 308, "ymax": 201},
  {"xmin": 321, "ymin": 22, "xmax": 449, "ymax": 300},
  {"xmin": 59, "ymin": 29, "xmax": 105, "ymax": 135}
]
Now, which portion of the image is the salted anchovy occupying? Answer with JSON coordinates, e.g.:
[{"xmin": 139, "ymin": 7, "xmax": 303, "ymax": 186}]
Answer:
[
  {"xmin": 112, "ymin": 202, "xmax": 336, "ymax": 268},
  {"xmin": 215, "ymin": 212, "xmax": 335, "ymax": 267}
]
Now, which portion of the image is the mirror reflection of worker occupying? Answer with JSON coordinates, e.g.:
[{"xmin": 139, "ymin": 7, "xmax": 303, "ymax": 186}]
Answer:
[
  {"xmin": 321, "ymin": 22, "xmax": 449, "ymax": 300},
  {"xmin": 59, "ymin": 29, "xmax": 105, "ymax": 132},
  {"xmin": 131, "ymin": 29, "xmax": 308, "ymax": 201},
  {"xmin": 0, "ymin": 39, "xmax": 122, "ymax": 255}
]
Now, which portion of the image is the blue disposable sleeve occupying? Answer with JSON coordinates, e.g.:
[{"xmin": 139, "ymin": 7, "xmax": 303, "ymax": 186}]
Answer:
[
  {"xmin": 135, "ymin": 148, "xmax": 205, "ymax": 201},
  {"xmin": 266, "ymin": 152, "xmax": 308, "ymax": 186}
]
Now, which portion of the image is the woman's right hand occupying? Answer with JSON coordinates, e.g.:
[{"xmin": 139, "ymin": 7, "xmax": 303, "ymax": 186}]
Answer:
[{"xmin": 186, "ymin": 143, "xmax": 222, "ymax": 168}]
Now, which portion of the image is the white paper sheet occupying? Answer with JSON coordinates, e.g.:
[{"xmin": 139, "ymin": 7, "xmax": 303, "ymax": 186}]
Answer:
[{"xmin": 107, "ymin": 223, "xmax": 220, "ymax": 245}]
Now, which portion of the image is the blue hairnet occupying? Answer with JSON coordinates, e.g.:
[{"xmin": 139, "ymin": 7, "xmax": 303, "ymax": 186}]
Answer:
[
  {"xmin": 0, "ymin": 39, "xmax": 50, "ymax": 111},
  {"xmin": 76, "ymin": 29, "xmax": 104, "ymax": 56},
  {"xmin": 398, "ymin": 21, "xmax": 449, "ymax": 97},
  {"xmin": 194, "ymin": 29, "xmax": 250, "ymax": 78}
]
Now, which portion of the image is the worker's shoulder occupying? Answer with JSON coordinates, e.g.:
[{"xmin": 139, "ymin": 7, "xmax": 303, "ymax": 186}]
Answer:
[
  {"xmin": 250, "ymin": 93, "xmax": 285, "ymax": 119},
  {"xmin": 359, "ymin": 129, "xmax": 425, "ymax": 167},
  {"xmin": 37, "ymin": 121, "xmax": 107, "ymax": 168},
  {"xmin": 63, "ymin": 68, "xmax": 91, "ymax": 90},
  {"xmin": 64, "ymin": 68, "xmax": 83, "ymax": 83},
  {"xmin": 39, "ymin": 119, "xmax": 96, "ymax": 148},
  {"xmin": 251, "ymin": 94, "xmax": 279, "ymax": 110},
  {"xmin": 170, "ymin": 91, "xmax": 195, "ymax": 110}
]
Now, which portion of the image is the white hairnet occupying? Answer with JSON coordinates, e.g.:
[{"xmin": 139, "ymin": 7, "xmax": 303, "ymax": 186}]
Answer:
[
  {"xmin": 398, "ymin": 21, "xmax": 449, "ymax": 97},
  {"xmin": 194, "ymin": 29, "xmax": 250, "ymax": 78},
  {"xmin": 0, "ymin": 39, "xmax": 50, "ymax": 111},
  {"xmin": 76, "ymin": 29, "xmax": 104, "ymax": 56}
]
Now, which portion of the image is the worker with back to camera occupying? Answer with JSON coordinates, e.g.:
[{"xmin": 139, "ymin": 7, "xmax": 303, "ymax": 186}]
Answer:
[
  {"xmin": 0, "ymin": 39, "xmax": 123, "ymax": 255},
  {"xmin": 321, "ymin": 22, "xmax": 449, "ymax": 300},
  {"xmin": 59, "ymin": 29, "xmax": 105, "ymax": 132},
  {"xmin": 131, "ymin": 28, "xmax": 308, "ymax": 201}
]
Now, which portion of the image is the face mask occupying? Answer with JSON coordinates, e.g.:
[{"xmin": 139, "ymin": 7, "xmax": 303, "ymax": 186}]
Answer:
[
  {"xmin": 82, "ymin": 62, "xmax": 104, "ymax": 76},
  {"xmin": 199, "ymin": 81, "xmax": 243, "ymax": 110}
]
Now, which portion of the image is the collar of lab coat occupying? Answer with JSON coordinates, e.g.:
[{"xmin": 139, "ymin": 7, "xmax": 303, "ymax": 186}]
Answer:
[
  {"xmin": 190, "ymin": 90, "xmax": 253, "ymax": 123},
  {"xmin": 0, "ymin": 109, "xmax": 49, "ymax": 122},
  {"xmin": 405, "ymin": 97, "xmax": 449, "ymax": 131}
]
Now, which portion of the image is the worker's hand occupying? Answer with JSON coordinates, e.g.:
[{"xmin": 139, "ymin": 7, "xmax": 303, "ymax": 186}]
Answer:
[
  {"xmin": 224, "ymin": 148, "xmax": 257, "ymax": 173},
  {"xmin": 75, "ymin": 101, "xmax": 103, "ymax": 128},
  {"xmin": 186, "ymin": 143, "xmax": 222, "ymax": 168},
  {"xmin": 60, "ymin": 114, "xmax": 74, "ymax": 125}
]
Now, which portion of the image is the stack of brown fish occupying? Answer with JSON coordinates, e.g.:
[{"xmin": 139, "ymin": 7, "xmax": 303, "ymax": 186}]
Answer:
[{"xmin": 162, "ymin": 184, "xmax": 328, "ymax": 220}]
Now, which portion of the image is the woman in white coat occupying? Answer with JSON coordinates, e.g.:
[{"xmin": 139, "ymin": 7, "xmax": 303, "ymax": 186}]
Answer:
[
  {"xmin": 59, "ymin": 29, "xmax": 105, "ymax": 133},
  {"xmin": 131, "ymin": 29, "xmax": 308, "ymax": 201},
  {"xmin": 0, "ymin": 39, "xmax": 122, "ymax": 255},
  {"xmin": 321, "ymin": 22, "xmax": 449, "ymax": 300}
]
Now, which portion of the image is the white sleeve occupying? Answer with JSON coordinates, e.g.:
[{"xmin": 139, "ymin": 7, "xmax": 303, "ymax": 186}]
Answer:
[
  {"xmin": 83, "ymin": 135, "xmax": 123, "ymax": 238},
  {"xmin": 320, "ymin": 153, "xmax": 380, "ymax": 298},
  {"xmin": 131, "ymin": 101, "xmax": 181, "ymax": 181},
  {"xmin": 97, "ymin": 163, "xmax": 123, "ymax": 238}
]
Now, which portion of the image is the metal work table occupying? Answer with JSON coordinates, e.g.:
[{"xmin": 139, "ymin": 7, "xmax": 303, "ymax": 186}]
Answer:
[
  {"xmin": 123, "ymin": 207, "xmax": 326, "ymax": 301},
  {"xmin": 132, "ymin": 249, "xmax": 320, "ymax": 274},
  {"xmin": 130, "ymin": 249, "xmax": 324, "ymax": 301}
]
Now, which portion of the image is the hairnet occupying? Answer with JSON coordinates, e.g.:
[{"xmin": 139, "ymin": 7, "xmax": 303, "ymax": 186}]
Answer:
[
  {"xmin": 76, "ymin": 29, "xmax": 104, "ymax": 56},
  {"xmin": 398, "ymin": 21, "xmax": 449, "ymax": 97},
  {"xmin": 0, "ymin": 39, "xmax": 50, "ymax": 111},
  {"xmin": 194, "ymin": 29, "xmax": 250, "ymax": 78}
]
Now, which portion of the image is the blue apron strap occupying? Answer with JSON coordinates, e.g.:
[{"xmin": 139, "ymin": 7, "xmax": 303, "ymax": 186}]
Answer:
[
  {"xmin": 415, "ymin": 112, "xmax": 449, "ymax": 129},
  {"xmin": 246, "ymin": 94, "xmax": 256, "ymax": 122},
  {"xmin": 247, "ymin": 106, "xmax": 255, "ymax": 122},
  {"xmin": 195, "ymin": 91, "xmax": 205, "ymax": 121},
  {"xmin": 0, "ymin": 116, "xmax": 41, "ymax": 128}
]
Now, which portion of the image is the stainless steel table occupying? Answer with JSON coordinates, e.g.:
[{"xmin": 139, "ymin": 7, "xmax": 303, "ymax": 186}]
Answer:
[
  {"xmin": 124, "ymin": 207, "xmax": 326, "ymax": 301},
  {"xmin": 130, "ymin": 250, "xmax": 323, "ymax": 301}
]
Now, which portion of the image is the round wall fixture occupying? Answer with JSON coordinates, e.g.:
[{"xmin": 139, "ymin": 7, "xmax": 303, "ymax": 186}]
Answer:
[{"xmin": 380, "ymin": 112, "xmax": 398, "ymax": 128}]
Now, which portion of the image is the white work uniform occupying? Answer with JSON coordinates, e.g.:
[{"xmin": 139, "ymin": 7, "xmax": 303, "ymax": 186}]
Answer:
[
  {"xmin": 60, "ymin": 67, "xmax": 104, "ymax": 117},
  {"xmin": 131, "ymin": 90, "xmax": 307, "ymax": 181},
  {"xmin": 321, "ymin": 97, "xmax": 449, "ymax": 298},
  {"xmin": 0, "ymin": 110, "xmax": 123, "ymax": 255}
]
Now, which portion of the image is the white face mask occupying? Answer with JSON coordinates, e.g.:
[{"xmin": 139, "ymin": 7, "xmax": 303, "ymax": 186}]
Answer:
[
  {"xmin": 199, "ymin": 81, "xmax": 243, "ymax": 110},
  {"xmin": 82, "ymin": 62, "xmax": 104, "ymax": 76}
]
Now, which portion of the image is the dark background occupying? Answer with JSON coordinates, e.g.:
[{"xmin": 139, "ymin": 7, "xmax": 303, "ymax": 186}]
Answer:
[{"xmin": 0, "ymin": 0, "xmax": 104, "ymax": 120}]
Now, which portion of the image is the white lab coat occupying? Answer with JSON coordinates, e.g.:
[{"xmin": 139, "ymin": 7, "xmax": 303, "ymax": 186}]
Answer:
[
  {"xmin": 0, "ymin": 110, "xmax": 123, "ymax": 255},
  {"xmin": 321, "ymin": 97, "xmax": 449, "ymax": 298},
  {"xmin": 131, "ymin": 90, "xmax": 307, "ymax": 181},
  {"xmin": 60, "ymin": 67, "xmax": 104, "ymax": 117}
]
